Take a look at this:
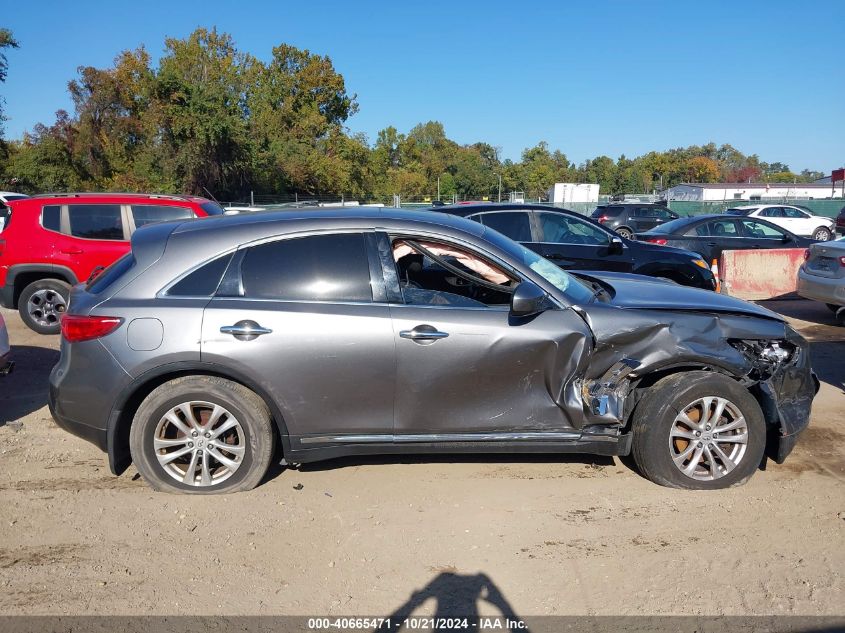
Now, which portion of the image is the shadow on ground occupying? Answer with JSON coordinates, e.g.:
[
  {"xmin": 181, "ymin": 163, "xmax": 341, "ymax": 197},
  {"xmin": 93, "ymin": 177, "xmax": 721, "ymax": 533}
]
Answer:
[
  {"xmin": 0, "ymin": 345, "xmax": 59, "ymax": 425},
  {"xmin": 809, "ymin": 341, "xmax": 845, "ymax": 393}
]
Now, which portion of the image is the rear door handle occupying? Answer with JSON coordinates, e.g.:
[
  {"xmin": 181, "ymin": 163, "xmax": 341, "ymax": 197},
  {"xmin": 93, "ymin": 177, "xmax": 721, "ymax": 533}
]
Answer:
[
  {"xmin": 220, "ymin": 320, "xmax": 273, "ymax": 341},
  {"xmin": 400, "ymin": 325, "xmax": 449, "ymax": 342}
]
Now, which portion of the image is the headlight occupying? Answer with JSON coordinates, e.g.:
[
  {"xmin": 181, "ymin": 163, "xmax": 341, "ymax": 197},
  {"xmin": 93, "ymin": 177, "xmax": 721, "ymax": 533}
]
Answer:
[{"xmin": 692, "ymin": 259, "xmax": 709, "ymax": 269}]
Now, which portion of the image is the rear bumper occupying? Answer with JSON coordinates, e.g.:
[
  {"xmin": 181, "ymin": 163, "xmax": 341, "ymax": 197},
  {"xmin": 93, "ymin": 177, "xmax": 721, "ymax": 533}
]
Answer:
[
  {"xmin": 0, "ymin": 283, "xmax": 13, "ymax": 309},
  {"xmin": 0, "ymin": 353, "xmax": 13, "ymax": 376},
  {"xmin": 796, "ymin": 267, "xmax": 845, "ymax": 305},
  {"xmin": 48, "ymin": 380, "xmax": 108, "ymax": 451}
]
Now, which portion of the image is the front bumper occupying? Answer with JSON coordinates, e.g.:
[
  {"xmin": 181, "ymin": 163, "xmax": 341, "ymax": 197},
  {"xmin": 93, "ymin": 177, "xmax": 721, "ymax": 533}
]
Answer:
[
  {"xmin": 796, "ymin": 267, "xmax": 845, "ymax": 306},
  {"xmin": 0, "ymin": 283, "xmax": 14, "ymax": 309}
]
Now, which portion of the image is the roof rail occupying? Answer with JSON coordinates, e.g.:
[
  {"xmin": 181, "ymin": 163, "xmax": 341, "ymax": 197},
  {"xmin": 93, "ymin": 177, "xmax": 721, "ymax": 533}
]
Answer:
[{"xmin": 31, "ymin": 192, "xmax": 193, "ymax": 200}]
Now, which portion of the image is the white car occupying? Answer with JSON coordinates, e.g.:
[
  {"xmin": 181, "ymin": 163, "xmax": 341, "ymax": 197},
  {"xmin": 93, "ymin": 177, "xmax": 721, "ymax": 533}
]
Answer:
[
  {"xmin": 0, "ymin": 191, "xmax": 29, "ymax": 232},
  {"xmin": 725, "ymin": 204, "xmax": 835, "ymax": 241},
  {"xmin": 0, "ymin": 312, "xmax": 12, "ymax": 376}
]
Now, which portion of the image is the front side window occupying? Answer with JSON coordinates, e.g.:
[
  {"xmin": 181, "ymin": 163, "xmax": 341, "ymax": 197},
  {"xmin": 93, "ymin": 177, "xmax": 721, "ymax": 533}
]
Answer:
[
  {"xmin": 741, "ymin": 220, "xmax": 786, "ymax": 238},
  {"xmin": 536, "ymin": 212, "xmax": 608, "ymax": 245},
  {"xmin": 240, "ymin": 233, "xmax": 372, "ymax": 302},
  {"xmin": 68, "ymin": 204, "xmax": 124, "ymax": 240},
  {"xmin": 760, "ymin": 207, "xmax": 783, "ymax": 218},
  {"xmin": 783, "ymin": 207, "xmax": 808, "ymax": 219},
  {"xmin": 132, "ymin": 205, "xmax": 194, "ymax": 228},
  {"xmin": 392, "ymin": 239, "xmax": 516, "ymax": 308},
  {"xmin": 476, "ymin": 212, "xmax": 532, "ymax": 242}
]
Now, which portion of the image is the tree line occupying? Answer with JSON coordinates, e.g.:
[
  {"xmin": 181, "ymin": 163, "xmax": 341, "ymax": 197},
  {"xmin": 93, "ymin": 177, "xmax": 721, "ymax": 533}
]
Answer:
[{"xmin": 0, "ymin": 27, "xmax": 825, "ymax": 202}]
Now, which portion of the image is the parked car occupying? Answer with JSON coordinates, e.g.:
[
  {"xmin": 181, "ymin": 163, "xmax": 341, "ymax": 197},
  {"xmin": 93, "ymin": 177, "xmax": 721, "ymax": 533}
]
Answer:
[
  {"xmin": 0, "ymin": 312, "xmax": 12, "ymax": 376},
  {"xmin": 590, "ymin": 203, "xmax": 679, "ymax": 238},
  {"xmin": 835, "ymin": 205, "xmax": 845, "ymax": 237},
  {"xmin": 0, "ymin": 193, "xmax": 225, "ymax": 334},
  {"xmin": 636, "ymin": 214, "xmax": 815, "ymax": 263},
  {"xmin": 50, "ymin": 207, "xmax": 816, "ymax": 494},
  {"xmin": 427, "ymin": 203, "xmax": 715, "ymax": 290},
  {"xmin": 796, "ymin": 237, "xmax": 845, "ymax": 324},
  {"xmin": 724, "ymin": 204, "xmax": 835, "ymax": 241},
  {"xmin": 0, "ymin": 191, "xmax": 29, "ymax": 232}
]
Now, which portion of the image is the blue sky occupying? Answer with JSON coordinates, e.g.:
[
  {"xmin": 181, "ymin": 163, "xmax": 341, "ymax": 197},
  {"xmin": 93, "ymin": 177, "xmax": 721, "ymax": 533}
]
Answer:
[{"xmin": 3, "ymin": 0, "xmax": 843, "ymax": 172}]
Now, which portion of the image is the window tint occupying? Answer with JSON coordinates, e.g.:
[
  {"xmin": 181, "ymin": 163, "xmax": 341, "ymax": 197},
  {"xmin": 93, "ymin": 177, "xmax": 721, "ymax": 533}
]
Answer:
[
  {"xmin": 537, "ymin": 212, "xmax": 608, "ymax": 245},
  {"xmin": 393, "ymin": 239, "xmax": 515, "ymax": 308},
  {"xmin": 741, "ymin": 220, "xmax": 785, "ymax": 238},
  {"xmin": 42, "ymin": 205, "xmax": 61, "ymax": 232},
  {"xmin": 724, "ymin": 208, "xmax": 753, "ymax": 216},
  {"xmin": 760, "ymin": 207, "xmax": 783, "ymax": 218},
  {"xmin": 199, "ymin": 201, "xmax": 226, "ymax": 216},
  {"xmin": 3, "ymin": 195, "xmax": 27, "ymax": 202},
  {"xmin": 68, "ymin": 204, "xmax": 124, "ymax": 240},
  {"xmin": 168, "ymin": 253, "xmax": 233, "ymax": 297},
  {"xmin": 783, "ymin": 207, "xmax": 807, "ymax": 219},
  {"xmin": 653, "ymin": 208, "xmax": 674, "ymax": 220},
  {"xmin": 241, "ymin": 233, "xmax": 372, "ymax": 302},
  {"xmin": 591, "ymin": 206, "xmax": 622, "ymax": 218},
  {"xmin": 688, "ymin": 220, "xmax": 740, "ymax": 237},
  {"xmin": 477, "ymin": 212, "xmax": 532, "ymax": 242},
  {"xmin": 86, "ymin": 254, "xmax": 136, "ymax": 294},
  {"xmin": 132, "ymin": 205, "xmax": 194, "ymax": 228}
]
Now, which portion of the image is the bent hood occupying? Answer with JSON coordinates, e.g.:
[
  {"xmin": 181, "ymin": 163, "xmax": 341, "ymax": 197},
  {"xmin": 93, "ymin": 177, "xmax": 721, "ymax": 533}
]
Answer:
[{"xmin": 575, "ymin": 271, "xmax": 784, "ymax": 321}]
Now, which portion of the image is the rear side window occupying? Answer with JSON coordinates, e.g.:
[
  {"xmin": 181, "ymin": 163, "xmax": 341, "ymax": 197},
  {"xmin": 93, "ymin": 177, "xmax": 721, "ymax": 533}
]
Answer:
[
  {"xmin": 68, "ymin": 204, "xmax": 124, "ymax": 240},
  {"xmin": 591, "ymin": 206, "xmax": 622, "ymax": 218},
  {"xmin": 168, "ymin": 253, "xmax": 233, "ymax": 297},
  {"xmin": 240, "ymin": 233, "xmax": 372, "ymax": 302},
  {"xmin": 132, "ymin": 205, "xmax": 194, "ymax": 228},
  {"xmin": 86, "ymin": 254, "xmax": 135, "ymax": 294},
  {"xmin": 477, "ymin": 212, "xmax": 532, "ymax": 242},
  {"xmin": 42, "ymin": 205, "xmax": 61, "ymax": 231}
]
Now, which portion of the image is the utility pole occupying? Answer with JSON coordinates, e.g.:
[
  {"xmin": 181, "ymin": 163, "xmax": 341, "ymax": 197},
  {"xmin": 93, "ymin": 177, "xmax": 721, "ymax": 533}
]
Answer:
[
  {"xmin": 437, "ymin": 176, "xmax": 441, "ymax": 201},
  {"xmin": 497, "ymin": 173, "xmax": 502, "ymax": 202}
]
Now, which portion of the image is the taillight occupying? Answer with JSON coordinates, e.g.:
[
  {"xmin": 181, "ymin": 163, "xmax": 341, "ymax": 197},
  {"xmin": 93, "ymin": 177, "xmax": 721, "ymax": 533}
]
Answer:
[
  {"xmin": 61, "ymin": 315, "xmax": 123, "ymax": 342},
  {"xmin": 803, "ymin": 249, "xmax": 811, "ymax": 261},
  {"xmin": 596, "ymin": 215, "xmax": 609, "ymax": 223},
  {"xmin": 840, "ymin": 256, "xmax": 845, "ymax": 267},
  {"xmin": 646, "ymin": 238, "xmax": 668, "ymax": 245}
]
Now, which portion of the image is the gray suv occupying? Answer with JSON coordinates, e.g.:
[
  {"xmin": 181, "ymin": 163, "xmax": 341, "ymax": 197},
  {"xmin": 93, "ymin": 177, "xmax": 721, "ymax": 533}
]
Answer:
[{"xmin": 49, "ymin": 208, "xmax": 817, "ymax": 494}]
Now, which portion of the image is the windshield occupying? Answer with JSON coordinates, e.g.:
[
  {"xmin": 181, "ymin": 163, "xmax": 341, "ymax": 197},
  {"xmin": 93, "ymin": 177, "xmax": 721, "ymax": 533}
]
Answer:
[
  {"xmin": 2, "ymin": 195, "xmax": 28, "ymax": 202},
  {"xmin": 480, "ymin": 226, "xmax": 594, "ymax": 303},
  {"xmin": 199, "ymin": 201, "xmax": 226, "ymax": 216}
]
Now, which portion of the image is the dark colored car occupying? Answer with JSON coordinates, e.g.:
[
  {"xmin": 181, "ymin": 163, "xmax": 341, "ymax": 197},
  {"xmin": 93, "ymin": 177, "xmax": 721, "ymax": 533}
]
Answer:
[
  {"xmin": 591, "ymin": 203, "xmax": 679, "ymax": 238},
  {"xmin": 50, "ymin": 207, "xmax": 816, "ymax": 494},
  {"xmin": 0, "ymin": 193, "xmax": 225, "ymax": 334},
  {"xmin": 836, "ymin": 206, "xmax": 845, "ymax": 237},
  {"xmin": 428, "ymin": 203, "xmax": 715, "ymax": 290},
  {"xmin": 636, "ymin": 214, "xmax": 815, "ymax": 263}
]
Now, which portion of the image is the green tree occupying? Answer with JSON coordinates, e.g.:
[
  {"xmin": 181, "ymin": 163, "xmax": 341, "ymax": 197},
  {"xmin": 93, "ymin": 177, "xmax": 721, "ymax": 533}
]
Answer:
[{"xmin": 0, "ymin": 28, "xmax": 20, "ymax": 138}]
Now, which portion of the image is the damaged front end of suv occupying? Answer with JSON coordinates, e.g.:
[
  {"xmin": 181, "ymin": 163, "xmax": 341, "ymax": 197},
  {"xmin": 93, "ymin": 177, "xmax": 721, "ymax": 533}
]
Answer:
[{"xmin": 570, "ymin": 276, "xmax": 819, "ymax": 466}]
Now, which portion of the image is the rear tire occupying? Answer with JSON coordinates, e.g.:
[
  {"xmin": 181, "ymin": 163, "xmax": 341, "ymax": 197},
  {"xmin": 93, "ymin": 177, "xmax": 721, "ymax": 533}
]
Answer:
[
  {"xmin": 615, "ymin": 227, "xmax": 633, "ymax": 239},
  {"xmin": 826, "ymin": 303, "xmax": 842, "ymax": 313},
  {"xmin": 18, "ymin": 279, "xmax": 71, "ymax": 335},
  {"xmin": 631, "ymin": 371, "xmax": 766, "ymax": 490},
  {"xmin": 812, "ymin": 227, "xmax": 832, "ymax": 241},
  {"xmin": 129, "ymin": 376, "xmax": 274, "ymax": 494}
]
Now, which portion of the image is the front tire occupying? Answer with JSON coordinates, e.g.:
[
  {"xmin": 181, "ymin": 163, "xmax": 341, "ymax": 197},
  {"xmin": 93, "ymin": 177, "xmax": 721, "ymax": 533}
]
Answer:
[
  {"xmin": 812, "ymin": 227, "xmax": 832, "ymax": 241},
  {"xmin": 129, "ymin": 376, "xmax": 274, "ymax": 494},
  {"xmin": 18, "ymin": 279, "xmax": 71, "ymax": 335},
  {"xmin": 631, "ymin": 371, "xmax": 766, "ymax": 490}
]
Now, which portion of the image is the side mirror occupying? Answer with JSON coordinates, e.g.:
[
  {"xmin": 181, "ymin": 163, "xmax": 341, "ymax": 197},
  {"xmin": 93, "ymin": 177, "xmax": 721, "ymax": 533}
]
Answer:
[
  {"xmin": 510, "ymin": 281, "xmax": 548, "ymax": 318},
  {"xmin": 781, "ymin": 234, "xmax": 792, "ymax": 243},
  {"xmin": 609, "ymin": 236, "xmax": 625, "ymax": 253}
]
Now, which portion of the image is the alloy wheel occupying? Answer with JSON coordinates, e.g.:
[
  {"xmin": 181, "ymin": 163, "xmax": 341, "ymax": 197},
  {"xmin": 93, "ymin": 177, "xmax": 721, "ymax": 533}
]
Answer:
[
  {"xmin": 27, "ymin": 289, "xmax": 67, "ymax": 328},
  {"xmin": 669, "ymin": 396, "xmax": 748, "ymax": 481},
  {"xmin": 153, "ymin": 401, "xmax": 246, "ymax": 487}
]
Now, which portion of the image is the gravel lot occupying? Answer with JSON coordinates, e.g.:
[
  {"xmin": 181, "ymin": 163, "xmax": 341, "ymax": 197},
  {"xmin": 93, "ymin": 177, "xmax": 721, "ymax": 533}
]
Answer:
[{"xmin": 0, "ymin": 301, "xmax": 843, "ymax": 617}]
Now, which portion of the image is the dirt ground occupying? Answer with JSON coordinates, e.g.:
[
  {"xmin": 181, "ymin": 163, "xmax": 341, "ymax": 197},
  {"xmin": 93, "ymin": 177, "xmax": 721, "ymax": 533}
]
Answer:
[{"xmin": 0, "ymin": 300, "xmax": 843, "ymax": 618}]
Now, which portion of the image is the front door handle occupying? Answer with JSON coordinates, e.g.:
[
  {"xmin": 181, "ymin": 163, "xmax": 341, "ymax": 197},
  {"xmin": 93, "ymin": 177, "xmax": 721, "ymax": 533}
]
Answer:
[
  {"xmin": 61, "ymin": 249, "xmax": 83, "ymax": 255},
  {"xmin": 220, "ymin": 320, "xmax": 273, "ymax": 341},
  {"xmin": 400, "ymin": 325, "xmax": 449, "ymax": 342}
]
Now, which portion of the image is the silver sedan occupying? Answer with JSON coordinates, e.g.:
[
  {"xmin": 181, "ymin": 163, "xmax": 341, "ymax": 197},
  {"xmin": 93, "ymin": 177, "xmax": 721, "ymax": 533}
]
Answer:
[{"xmin": 797, "ymin": 238, "xmax": 845, "ymax": 324}]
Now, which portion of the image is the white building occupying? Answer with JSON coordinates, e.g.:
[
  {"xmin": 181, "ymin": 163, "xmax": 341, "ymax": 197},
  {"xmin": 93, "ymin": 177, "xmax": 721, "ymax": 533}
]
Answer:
[
  {"xmin": 547, "ymin": 183, "xmax": 599, "ymax": 204},
  {"xmin": 666, "ymin": 182, "xmax": 842, "ymax": 202}
]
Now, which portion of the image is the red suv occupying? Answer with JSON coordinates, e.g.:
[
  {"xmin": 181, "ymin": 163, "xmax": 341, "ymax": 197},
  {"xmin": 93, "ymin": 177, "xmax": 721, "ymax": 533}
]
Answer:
[{"xmin": 0, "ymin": 193, "xmax": 225, "ymax": 333}]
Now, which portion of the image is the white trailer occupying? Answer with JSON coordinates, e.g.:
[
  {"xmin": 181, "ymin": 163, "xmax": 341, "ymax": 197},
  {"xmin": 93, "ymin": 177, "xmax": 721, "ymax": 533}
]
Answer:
[{"xmin": 547, "ymin": 183, "xmax": 600, "ymax": 204}]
